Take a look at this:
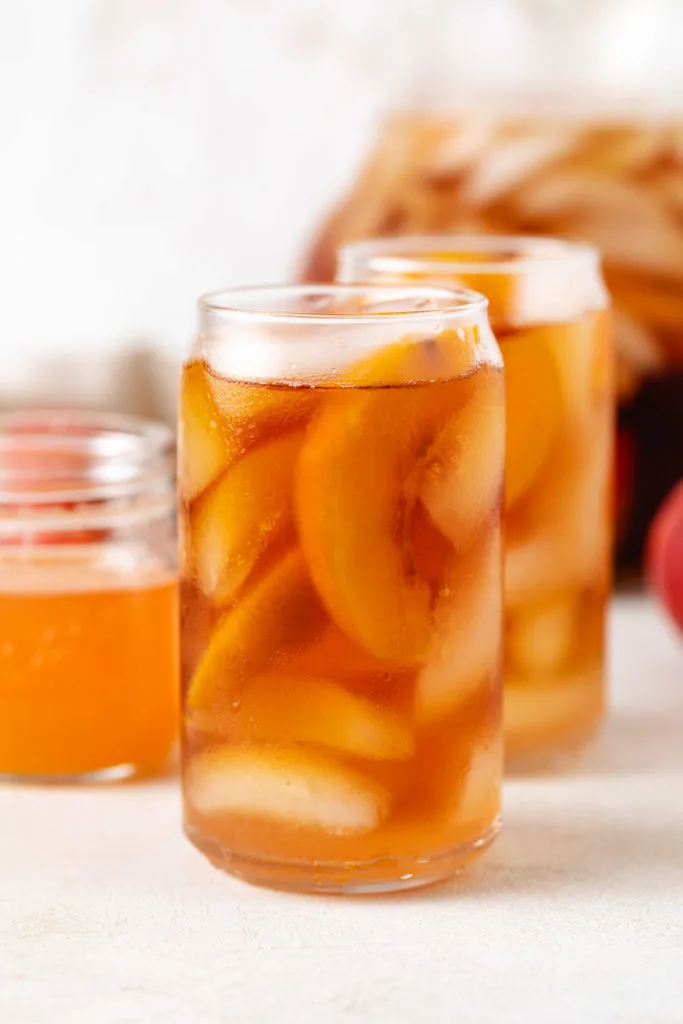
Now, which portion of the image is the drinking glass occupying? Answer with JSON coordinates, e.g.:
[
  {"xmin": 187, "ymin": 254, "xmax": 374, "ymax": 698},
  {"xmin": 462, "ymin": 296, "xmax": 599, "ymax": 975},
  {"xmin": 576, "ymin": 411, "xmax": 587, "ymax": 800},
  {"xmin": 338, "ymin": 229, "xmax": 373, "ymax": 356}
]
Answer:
[
  {"xmin": 179, "ymin": 283, "xmax": 504, "ymax": 892},
  {"xmin": 339, "ymin": 238, "xmax": 613, "ymax": 765}
]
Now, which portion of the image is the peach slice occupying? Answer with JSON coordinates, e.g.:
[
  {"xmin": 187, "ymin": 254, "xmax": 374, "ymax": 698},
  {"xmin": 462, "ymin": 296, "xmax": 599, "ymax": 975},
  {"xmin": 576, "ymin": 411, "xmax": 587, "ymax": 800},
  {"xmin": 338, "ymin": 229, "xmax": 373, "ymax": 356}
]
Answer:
[
  {"xmin": 192, "ymin": 432, "xmax": 303, "ymax": 605},
  {"xmin": 297, "ymin": 391, "xmax": 430, "ymax": 663},
  {"xmin": 179, "ymin": 361, "xmax": 229, "ymax": 501},
  {"xmin": 340, "ymin": 330, "xmax": 481, "ymax": 387},
  {"xmin": 296, "ymin": 391, "xmax": 446, "ymax": 664},
  {"xmin": 507, "ymin": 594, "xmax": 577, "ymax": 679},
  {"xmin": 415, "ymin": 531, "xmax": 502, "ymax": 724},
  {"xmin": 203, "ymin": 672, "xmax": 414, "ymax": 760},
  {"xmin": 499, "ymin": 328, "xmax": 563, "ymax": 509},
  {"xmin": 419, "ymin": 366, "xmax": 505, "ymax": 551},
  {"xmin": 296, "ymin": 339, "xmax": 483, "ymax": 664},
  {"xmin": 180, "ymin": 361, "xmax": 316, "ymax": 503},
  {"xmin": 187, "ymin": 549, "xmax": 324, "ymax": 713},
  {"xmin": 189, "ymin": 743, "xmax": 390, "ymax": 834}
]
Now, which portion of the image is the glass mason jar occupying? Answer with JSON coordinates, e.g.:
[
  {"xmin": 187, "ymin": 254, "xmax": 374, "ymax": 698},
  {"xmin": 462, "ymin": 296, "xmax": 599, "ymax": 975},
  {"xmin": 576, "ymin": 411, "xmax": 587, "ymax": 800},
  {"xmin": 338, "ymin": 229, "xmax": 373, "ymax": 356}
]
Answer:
[
  {"xmin": 0, "ymin": 410, "xmax": 178, "ymax": 782},
  {"xmin": 179, "ymin": 283, "xmax": 504, "ymax": 894},
  {"xmin": 339, "ymin": 237, "xmax": 613, "ymax": 766}
]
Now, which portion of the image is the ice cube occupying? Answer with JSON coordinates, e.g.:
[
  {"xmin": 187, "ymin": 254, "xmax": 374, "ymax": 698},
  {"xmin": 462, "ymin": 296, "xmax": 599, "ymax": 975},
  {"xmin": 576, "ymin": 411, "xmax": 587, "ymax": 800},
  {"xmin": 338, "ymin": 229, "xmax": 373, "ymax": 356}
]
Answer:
[
  {"xmin": 209, "ymin": 672, "xmax": 414, "ymax": 761},
  {"xmin": 415, "ymin": 532, "xmax": 502, "ymax": 723},
  {"xmin": 189, "ymin": 744, "xmax": 390, "ymax": 835}
]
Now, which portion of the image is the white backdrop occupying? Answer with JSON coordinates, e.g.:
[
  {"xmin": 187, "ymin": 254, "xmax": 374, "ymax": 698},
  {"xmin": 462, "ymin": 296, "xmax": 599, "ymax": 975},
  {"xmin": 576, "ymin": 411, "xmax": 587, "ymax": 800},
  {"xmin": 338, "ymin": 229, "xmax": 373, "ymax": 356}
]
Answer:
[{"xmin": 1, "ymin": 0, "xmax": 680, "ymax": 419}]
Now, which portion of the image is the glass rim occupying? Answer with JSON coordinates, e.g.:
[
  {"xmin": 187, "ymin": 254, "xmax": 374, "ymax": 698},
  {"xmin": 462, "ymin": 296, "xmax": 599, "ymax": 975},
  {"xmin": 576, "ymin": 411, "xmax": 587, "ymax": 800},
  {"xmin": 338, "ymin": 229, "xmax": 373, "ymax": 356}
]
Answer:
[
  {"xmin": 0, "ymin": 409, "xmax": 174, "ymax": 509},
  {"xmin": 0, "ymin": 409, "xmax": 172, "ymax": 458},
  {"xmin": 338, "ymin": 235, "xmax": 601, "ymax": 277},
  {"xmin": 197, "ymin": 282, "xmax": 489, "ymax": 324}
]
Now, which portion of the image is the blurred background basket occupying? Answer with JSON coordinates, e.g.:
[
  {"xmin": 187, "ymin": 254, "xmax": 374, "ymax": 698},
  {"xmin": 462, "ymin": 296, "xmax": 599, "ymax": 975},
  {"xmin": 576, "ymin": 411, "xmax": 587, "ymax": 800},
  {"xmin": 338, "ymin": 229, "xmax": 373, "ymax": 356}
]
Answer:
[
  {"xmin": 303, "ymin": 1, "xmax": 683, "ymax": 577},
  {"xmin": 2, "ymin": 0, "xmax": 682, "ymax": 577}
]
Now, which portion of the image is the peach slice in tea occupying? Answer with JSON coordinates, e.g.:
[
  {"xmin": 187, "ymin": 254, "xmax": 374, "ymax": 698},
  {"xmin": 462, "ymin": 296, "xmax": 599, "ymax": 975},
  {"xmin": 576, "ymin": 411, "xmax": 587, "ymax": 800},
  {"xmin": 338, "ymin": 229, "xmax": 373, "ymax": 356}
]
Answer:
[
  {"xmin": 498, "ymin": 328, "xmax": 563, "ymax": 509},
  {"xmin": 415, "ymin": 531, "xmax": 502, "ymax": 724},
  {"xmin": 198, "ymin": 672, "xmax": 414, "ymax": 760},
  {"xmin": 507, "ymin": 593, "xmax": 578, "ymax": 678},
  {"xmin": 187, "ymin": 549, "xmax": 324, "ymax": 713},
  {"xmin": 189, "ymin": 743, "xmax": 390, "ymax": 835},
  {"xmin": 419, "ymin": 368, "xmax": 505, "ymax": 551},
  {"xmin": 180, "ymin": 361, "xmax": 316, "ymax": 503},
  {"xmin": 297, "ymin": 389, "xmax": 432, "ymax": 664},
  {"xmin": 296, "ymin": 339, "xmax": 480, "ymax": 664},
  {"xmin": 192, "ymin": 432, "xmax": 303, "ymax": 605},
  {"xmin": 339, "ymin": 330, "xmax": 481, "ymax": 387},
  {"xmin": 179, "ymin": 361, "xmax": 230, "ymax": 501}
]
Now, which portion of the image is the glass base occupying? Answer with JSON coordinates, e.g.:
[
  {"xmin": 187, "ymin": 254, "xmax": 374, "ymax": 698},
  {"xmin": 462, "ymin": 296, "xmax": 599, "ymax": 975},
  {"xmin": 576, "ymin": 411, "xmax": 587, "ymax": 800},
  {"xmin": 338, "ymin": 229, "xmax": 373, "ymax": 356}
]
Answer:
[
  {"xmin": 184, "ymin": 818, "xmax": 501, "ymax": 895},
  {"xmin": 0, "ymin": 761, "xmax": 158, "ymax": 786},
  {"xmin": 505, "ymin": 716, "xmax": 603, "ymax": 775}
]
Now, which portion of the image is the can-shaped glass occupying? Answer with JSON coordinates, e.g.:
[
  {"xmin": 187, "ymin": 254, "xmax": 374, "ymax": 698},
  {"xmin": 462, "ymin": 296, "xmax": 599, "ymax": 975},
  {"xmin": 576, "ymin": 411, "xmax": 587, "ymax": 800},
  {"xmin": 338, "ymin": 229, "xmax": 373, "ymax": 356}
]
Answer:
[
  {"xmin": 339, "ymin": 238, "xmax": 613, "ymax": 766},
  {"xmin": 0, "ymin": 410, "xmax": 178, "ymax": 782},
  {"xmin": 179, "ymin": 283, "xmax": 504, "ymax": 893}
]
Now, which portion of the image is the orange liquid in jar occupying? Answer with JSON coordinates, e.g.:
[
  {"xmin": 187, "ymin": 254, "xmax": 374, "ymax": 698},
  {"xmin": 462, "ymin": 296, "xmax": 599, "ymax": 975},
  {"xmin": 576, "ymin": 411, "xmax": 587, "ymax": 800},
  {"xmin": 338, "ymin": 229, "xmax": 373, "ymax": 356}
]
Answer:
[
  {"xmin": 0, "ymin": 569, "xmax": 179, "ymax": 778},
  {"xmin": 180, "ymin": 330, "xmax": 504, "ymax": 892}
]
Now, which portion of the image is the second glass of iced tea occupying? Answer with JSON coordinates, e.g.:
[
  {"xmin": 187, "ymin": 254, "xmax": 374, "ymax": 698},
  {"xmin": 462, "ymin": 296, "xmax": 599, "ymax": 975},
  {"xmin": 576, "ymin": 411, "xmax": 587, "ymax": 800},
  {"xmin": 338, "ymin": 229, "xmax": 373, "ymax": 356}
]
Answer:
[
  {"xmin": 339, "ymin": 238, "xmax": 613, "ymax": 766},
  {"xmin": 180, "ymin": 284, "xmax": 504, "ymax": 893}
]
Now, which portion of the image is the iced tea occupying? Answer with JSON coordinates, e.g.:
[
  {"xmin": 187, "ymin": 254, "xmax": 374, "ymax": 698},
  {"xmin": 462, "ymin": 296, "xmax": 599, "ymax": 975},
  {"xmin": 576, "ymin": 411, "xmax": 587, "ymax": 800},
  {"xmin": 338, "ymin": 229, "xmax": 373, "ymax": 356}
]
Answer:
[
  {"xmin": 339, "ymin": 238, "xmax": 613, "ymax": 765},
  {"xmin": 180, "ymin": 284, "xmax": 504, "ymax": 893}
]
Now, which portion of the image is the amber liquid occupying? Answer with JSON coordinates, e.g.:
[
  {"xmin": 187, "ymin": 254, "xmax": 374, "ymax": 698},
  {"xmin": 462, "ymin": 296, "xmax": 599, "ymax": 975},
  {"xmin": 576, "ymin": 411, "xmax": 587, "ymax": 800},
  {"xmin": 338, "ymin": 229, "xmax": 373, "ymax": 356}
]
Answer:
[
  {"xmin": 0, "ymin": 573, "xmax": 179, "ymax": 779},
  {"xmin": 365, "ymin": 260, "xmax": 613, "ymax": 764},
  {"xmin": 180, "ymin": 336, "xmax": 504, "ymax": 892},
  {"xmin": 498, "ymin": 308, "xmax": 613, "ymax": 763}
]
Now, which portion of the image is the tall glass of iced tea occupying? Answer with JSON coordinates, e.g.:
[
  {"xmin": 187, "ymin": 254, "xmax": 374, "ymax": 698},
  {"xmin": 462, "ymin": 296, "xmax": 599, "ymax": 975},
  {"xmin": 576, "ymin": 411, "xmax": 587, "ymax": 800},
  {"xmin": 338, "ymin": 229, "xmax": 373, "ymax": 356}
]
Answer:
[
  {"xmin": 180, "ymin": 284, "xmax": 504, "ymax": 893},
  {"xmin": 339, "ymin": 238, "xmax": 613, "ymax": 766}
]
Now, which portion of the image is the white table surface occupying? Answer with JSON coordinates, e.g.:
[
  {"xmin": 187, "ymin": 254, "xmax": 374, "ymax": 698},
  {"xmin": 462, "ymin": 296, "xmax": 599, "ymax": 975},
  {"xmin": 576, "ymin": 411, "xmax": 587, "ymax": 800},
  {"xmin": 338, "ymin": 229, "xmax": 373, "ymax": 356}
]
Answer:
[{"xmin": 2, "ymin": 596, "xmax": 682, "ymax": 1024}]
